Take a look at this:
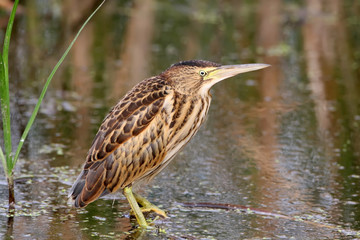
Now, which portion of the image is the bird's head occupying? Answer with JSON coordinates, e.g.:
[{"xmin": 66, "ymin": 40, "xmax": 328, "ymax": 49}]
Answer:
[{"xmin": 162, "ymin": 60, "xmax": 269, "ymax": 96}]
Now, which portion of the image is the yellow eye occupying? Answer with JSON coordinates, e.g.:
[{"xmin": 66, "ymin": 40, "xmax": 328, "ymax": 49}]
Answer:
[{"xmin": 199, "ymin": 70, "xmax": 207, "ymax": 77}]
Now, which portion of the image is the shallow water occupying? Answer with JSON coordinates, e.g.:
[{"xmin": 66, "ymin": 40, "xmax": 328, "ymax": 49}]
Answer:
[{"xmin": 1, "ymin": 0, "xmax": 360, "ymax": 239}]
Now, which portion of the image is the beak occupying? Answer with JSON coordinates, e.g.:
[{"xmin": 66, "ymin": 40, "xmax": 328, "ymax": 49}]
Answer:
[{"xmin": 206, "ymin": 63, "xmax": 270, "ymax": 84}]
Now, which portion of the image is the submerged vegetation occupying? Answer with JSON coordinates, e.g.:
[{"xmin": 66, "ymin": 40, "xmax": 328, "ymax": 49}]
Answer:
[{"xmin": 0, "ymin": 0, "xmax": 105, "ymax": 211}]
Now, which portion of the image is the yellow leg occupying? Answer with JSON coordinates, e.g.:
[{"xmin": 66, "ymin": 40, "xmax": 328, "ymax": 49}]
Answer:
[
  {"xmin": 123, "ymin": 186, "xmax": 148, "ymax": 228},
  {"xmin": 133, "ymin": 192, "xmax": 168, "ymax": 218}
]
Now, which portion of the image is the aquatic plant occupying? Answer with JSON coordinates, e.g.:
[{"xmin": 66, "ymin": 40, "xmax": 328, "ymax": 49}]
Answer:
[{"xmin": 0, "ymin": 0, "xmax": 105, "ymax": 210}]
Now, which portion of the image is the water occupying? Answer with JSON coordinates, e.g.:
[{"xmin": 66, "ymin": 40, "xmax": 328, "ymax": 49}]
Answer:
[{"xmin": 1, "ymin": 0, "xmax": 360, "ymax": 239}]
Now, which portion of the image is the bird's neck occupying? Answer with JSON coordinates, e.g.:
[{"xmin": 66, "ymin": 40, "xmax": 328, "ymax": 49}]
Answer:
[{"xmin": 167, "ymin": 91, "xmax": 212, "ymax": 143}]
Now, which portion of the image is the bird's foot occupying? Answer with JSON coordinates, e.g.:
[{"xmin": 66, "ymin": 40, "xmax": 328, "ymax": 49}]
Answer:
[
  {"xmin": 139, "ymin": 204, "xmax": 168, "ymax": 218},
  {"xmin": 133, "ymin": 192, "xmax": 168, "ymax": 218},
  {"xmin": 130, "ymin": 202, "xmax": 168, "ymax": 218}
]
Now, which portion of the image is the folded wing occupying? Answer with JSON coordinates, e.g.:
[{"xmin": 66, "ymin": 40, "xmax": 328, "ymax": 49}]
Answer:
[{"xmin": 69, "ymin": 78, "xmax": 172, "ymax": 207}]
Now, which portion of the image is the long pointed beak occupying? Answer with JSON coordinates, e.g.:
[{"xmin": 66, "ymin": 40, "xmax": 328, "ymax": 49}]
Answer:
[{"xmin": 207, "ymin": 63, "xmax": 270, "ymax": 83}]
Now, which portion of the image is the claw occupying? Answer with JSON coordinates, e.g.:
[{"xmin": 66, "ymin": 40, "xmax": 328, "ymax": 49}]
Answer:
[
  {"xmin": 133, "ymin": 192, "xmax": 168, "ymax": 218},
  {"xmin": 135, "ymin": 205, "xmax": 167, "ymax": 218}
]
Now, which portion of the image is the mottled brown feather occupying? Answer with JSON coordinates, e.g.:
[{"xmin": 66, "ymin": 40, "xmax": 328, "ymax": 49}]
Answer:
[
  {"xmin": 70, "ymin": 77, "xmax": 171, "ymax": 207},
  {"xmin": 69, "ymin": 60, "xmax": 224, "ymax": 208}
]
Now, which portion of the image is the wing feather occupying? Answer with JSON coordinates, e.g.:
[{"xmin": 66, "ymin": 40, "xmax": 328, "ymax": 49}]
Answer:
[{"xmin": 69, "ymin": 78, "xmax": 173, "ymax": 207}]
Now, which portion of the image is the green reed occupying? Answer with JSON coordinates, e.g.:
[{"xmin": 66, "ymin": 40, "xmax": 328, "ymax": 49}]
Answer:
[{"xmin": 0, "ymin": 0, "xmax": 105, "ymax": 208}]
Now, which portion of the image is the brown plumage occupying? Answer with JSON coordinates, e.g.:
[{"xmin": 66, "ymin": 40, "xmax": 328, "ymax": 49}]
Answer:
[{"xmin": 69, "ymin": 60, "xmax": 268, "ymax": 227}]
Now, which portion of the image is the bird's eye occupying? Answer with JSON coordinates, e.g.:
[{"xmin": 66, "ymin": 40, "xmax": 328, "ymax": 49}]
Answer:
[{"xmin": 199, "ymin": 70, "xmax": 207, "ymax": 77}]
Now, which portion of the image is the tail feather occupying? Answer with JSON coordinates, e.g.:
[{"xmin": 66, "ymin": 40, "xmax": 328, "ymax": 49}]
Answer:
[
  {"xmin": 68, "ymin": 167, "xmax": 110, "ymax": 208},
  {"xmin": 69, "ymin": 155, "xmax": 119, "ymax": 208},
  {"xmin": 68, "ymin": 169, "xmax": 87, "ymax": 207}
]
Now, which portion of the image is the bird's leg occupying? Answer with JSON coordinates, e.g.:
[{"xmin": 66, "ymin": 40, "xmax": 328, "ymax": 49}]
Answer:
[
  {"xmin": 123, "ymin": 186, "xmax": 149, "ymax": 228},
  {"xmin": 133, "ymin": 192, "xmax": 168, "ymax": 218}
]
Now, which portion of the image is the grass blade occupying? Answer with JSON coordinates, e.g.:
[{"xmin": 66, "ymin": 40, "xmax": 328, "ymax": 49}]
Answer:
[
  {"xmin": 2, "ymin": 0, "xmax": 18, "ymax": 87},
  {"xmin": 0, "ymin": 55, "xmax": 9, "ymax": 176},
  {"xmin": 0, "ymin": 0, "xmax": 19, "ymax": 175},
  {"xmin": 13, "ymin": 0, "xmax": 106, "ymax": 165}
]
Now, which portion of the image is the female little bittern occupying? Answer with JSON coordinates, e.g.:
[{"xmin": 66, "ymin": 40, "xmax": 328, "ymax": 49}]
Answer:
[{"xmin": 69, "ymin": 60, "xmax": 268, "ymax": 228}]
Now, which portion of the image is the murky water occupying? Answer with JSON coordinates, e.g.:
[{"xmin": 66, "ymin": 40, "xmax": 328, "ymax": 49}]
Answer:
[{"xmin": 1, "ymin": 0, "xmax": 360, "ymax": 239}]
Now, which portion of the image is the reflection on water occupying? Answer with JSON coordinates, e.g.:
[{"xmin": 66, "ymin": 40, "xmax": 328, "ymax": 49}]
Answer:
[{"xmin": 1, "ymin": 0, "xmax": 360, "ymax": 239}]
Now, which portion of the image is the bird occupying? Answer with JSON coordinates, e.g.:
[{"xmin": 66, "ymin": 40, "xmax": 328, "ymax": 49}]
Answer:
[{"xmin": 68, "ymin": 60, "xmax": 269, "ymax": 228}]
